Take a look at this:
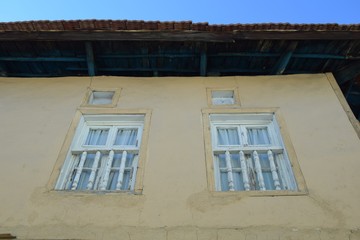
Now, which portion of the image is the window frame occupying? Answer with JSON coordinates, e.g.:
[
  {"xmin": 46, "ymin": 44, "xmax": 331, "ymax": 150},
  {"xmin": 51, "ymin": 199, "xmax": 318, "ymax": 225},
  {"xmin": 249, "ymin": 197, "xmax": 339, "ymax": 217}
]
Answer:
[
  {"xmin": 202, "ymin": 108, "xmax": 307, "ymax": 196},
  {"xmin": 207, "ymin": 88, "xmax": 241, "ymax": 107},
  {"xmin": 48, "ymin": 108, "xmax": 151, "ymax": 194},
  {"xmin": 81, "ymin": 88, "xmax": 121, "ymax": 108}
]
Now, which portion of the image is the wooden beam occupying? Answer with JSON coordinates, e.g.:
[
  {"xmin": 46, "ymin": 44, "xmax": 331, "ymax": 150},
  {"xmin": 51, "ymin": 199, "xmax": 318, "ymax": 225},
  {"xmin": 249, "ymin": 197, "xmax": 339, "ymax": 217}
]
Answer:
[
  {"xmin": 99, "ymin": 52, "xmax": 358, "ymax": 60},
  {"xmin": 334, "ymin": 60, "xmax": 360, "ymax": 85},
  {"xmin": 0, "ymin": 57, "xmax": 85, "ymax": 62},
  {"xmin": 67, "ymin": 67, "xmax": 197, "ymax": 73},
  {"xmin": 210, "ymin": 68, "xmax": 267, "ymax": 73},
  {"xmin": 1, "ymin": 30, "xmax": 360, "ymax": 42},
  {"xmin": 200, "ymin": 51, "xmax": 207, "ymax": 76},
  {"xmin": 85, "ymin": 42, "xmax": 96, "ymax": 76},
  {"xmin": 271, "ymin": 41, "xmax": 298, "ymax": 75},
  {"xmin": 292, "ymin": 53, "xmax": 360, "ymax": 60},
  {"xmin": 208, "ymin": 52, "xmax": 279, "ymax": 57},
  {"xmin": 98, "ymin": 54, "xmax": 195, "ymax": 58}
]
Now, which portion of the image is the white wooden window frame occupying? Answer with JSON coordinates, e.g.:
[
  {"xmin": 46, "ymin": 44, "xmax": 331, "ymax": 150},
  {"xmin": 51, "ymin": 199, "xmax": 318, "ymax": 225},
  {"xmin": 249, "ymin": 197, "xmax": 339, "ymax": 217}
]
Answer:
[
  {"xmin": 210, "ymin": 113, "xmax": 298, "ymax": 192},
  {"xmin": 55, "ymin": 114, "xmax": 144, "ymax": 192}
]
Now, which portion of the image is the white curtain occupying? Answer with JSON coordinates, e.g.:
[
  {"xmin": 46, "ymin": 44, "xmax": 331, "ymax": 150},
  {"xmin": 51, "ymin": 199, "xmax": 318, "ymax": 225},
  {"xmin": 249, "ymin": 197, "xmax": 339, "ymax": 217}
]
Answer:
[
  {"xmin": 85, "ymin": 129, "xmax": 109, "ymax": 145},
  {"xmin": 247, "ymin": 128, "xmax": 270, "ymax": 145},
  {"xmin": 217, "ymin": 128, "xmax": 240, "ymax": 145},
  {"xmin": 114, "ymin": 129, "xmax": 138, "ymax": 146}
]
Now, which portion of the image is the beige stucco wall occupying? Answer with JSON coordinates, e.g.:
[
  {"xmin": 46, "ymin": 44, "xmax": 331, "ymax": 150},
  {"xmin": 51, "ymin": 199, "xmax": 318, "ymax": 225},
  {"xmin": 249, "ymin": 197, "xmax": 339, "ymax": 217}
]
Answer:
[{"xmin": 0, "ymin": 74, "xmax": 359, "ymax": 239}]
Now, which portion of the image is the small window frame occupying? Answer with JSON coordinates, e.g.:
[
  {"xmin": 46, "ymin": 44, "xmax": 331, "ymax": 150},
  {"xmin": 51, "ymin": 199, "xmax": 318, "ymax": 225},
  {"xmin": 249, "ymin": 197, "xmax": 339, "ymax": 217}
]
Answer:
[
  {"xmin": 207, "ymin": 88, "xmax": 240, "ymax": 107},
  {"xmin": 81, "ymin": 88, "xmax": 121, "ymax": 108}
]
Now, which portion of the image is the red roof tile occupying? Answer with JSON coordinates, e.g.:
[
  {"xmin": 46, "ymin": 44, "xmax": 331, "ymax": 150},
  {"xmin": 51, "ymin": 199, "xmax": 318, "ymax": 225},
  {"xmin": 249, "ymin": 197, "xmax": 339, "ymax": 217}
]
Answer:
[{"xmin": 0, "ymin": 20, "xmax": 359, "ymax": 32}]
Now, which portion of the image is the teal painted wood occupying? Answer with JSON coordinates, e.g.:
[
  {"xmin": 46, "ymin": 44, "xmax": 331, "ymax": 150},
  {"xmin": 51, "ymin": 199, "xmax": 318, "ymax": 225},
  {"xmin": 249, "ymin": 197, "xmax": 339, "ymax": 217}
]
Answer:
[{"xmin": 85, "ymin": 42, "xmax": 96, "ymax": 76}]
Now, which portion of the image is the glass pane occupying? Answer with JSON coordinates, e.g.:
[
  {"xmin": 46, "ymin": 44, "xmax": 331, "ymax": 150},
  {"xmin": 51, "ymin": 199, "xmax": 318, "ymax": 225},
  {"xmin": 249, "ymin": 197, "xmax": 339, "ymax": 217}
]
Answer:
[
  {"xmin": 83, "ymin": 153, "xmax": 95, "ymax": 168},
  {"xmin": 220, "ymin": 172, "xmax": 229, "ymax": 191},
  {"xmin": 217, "ymin": 154, "xmax": 226, "ymax": 168},
  {"xmin": 90, "ymin": 91, "xmax": 114, "ymax": 105},
  {"xmin": 212, "ymin": 97, "xmax": 234, "ymax": 105},
  {"xmin": 247, "ymin": 128, "xmax": 270, "ymax": 145},
  {"xmin": 112, "ymin": 153, "xmax": 135, "ymax": 168},
  {"xmin": 125, "ymin": 153, "xmax": 135, "ymax": 167},
  {"xmin": 217, "ymin": 128, "xmax": 240, "ymax": 145},
  {"xmin": 77, "ymin": 170, "xmax": 91, "ymax": 190},
  {"xmin": 107, "ymin": 170, "xmax": 119, "ymax": 190},
  {"xmin": 233, "ymin": 172, "xmax": 245, "ymax": 191},
  {"xmin": 263, "ymin": 171, "xmax": 275, "ymax": 190},
  {"xmin": 121, "ymin": 171, "xmax": 131, "ymax": 190},
  {"xmin": 114, "ymin": 128, "xmax": 138, "ymax": 146},
  {"xmin": 258, "ymin": 153, "xmax": 270, "ymax": 169},
  {"xmin": 231, "ymin": 153, "xmax": 240, "ymax": 168},
  {"xmin": 85, "ymin": 129, "xmax": 109, "ymax": 145},
  {"xmin": 112, "ymin": 153, "xmax": 122, "ymax": 167},
  {"xmin": 107, "ymin": 153, "xmax": 136, "ymax": 191}
]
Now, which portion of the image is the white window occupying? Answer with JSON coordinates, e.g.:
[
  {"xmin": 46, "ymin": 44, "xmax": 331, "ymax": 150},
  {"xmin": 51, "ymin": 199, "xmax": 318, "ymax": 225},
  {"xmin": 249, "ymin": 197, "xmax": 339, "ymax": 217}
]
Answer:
[
  {"xmin": 55, "ymin": 114, "xmax": 144, "ymax": 192},
  {"xmin": 210, "ymin": 113, "xmax": 297, "ymax": 192},
  {"xmin": 211, "ymin": 90, "xmax": 235, "ymax": 105},
  {"xmin": 81, "ymin": 88, "xmax": 121, "ymax": 107},
  {"xmin": 88, "ymin": 91, "xmax": 115, "ymax": 105}
]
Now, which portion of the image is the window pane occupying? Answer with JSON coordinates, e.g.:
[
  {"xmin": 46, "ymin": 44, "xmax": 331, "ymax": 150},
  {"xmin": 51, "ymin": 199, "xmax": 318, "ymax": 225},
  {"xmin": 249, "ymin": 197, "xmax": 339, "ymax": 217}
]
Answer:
[
  {"xmin": 258, "ymin": 153, "xmax": 270, "ymax": 168},
  {"xmin": 258, "ymin": 153, "xmax": 277, "ymax": 190},
  {"xmin": 231, "ymin": 153, "xmax": 240, "ymax": 168},
  {"xmin": 114, "ymin": 128, "xmax": 138, "ymax": 146},
  {"xmin": 263, "ymin": 171, "xmax": 275, "ymax": 190},
  {"xmin": 220, "ymin": 172, "xmax": 229, "ymax": 191},
  {"xmin": 77, "ymin": 170, "xmax": 91, "ymax": 190},
  {"xmin": 107, "ymin": 170, "xmax": 119, "ymax": 190},
  {"xmin": 106, "ymin": 153, "xmax": 136, "ymax": 190},
  {"xmin": 233, "ymin": 172, "xmax": 245, "ymax": 191},
  {"xmin": 121, "ymin": 171, "xmax": 131, "ymax": 190},
  {"xmin": 83, "ymin": 153, "xmax": 95, "ymax": 168},
  {"xmin": 111, "ymin": 153, "xmax": 135, "ymax": 167},
  {"xmin": 125, "ymin": 153, "xmax": 135, "ymax": 167},
  {"xmin": 112, "ymin": 153, "xmax": 122, "ymax": 167},
  {"xmin": 217, "ymin": 128, "xmax": 240, "ymax": 145},
  {"xmin": 85, "ymin": 129, "xmax": 109, "ymax": 145},
  {"xmin": 212, "ymin": 97, "xmax": 234, "ymax": 105},
  {"xmin": 217, "ymin": 154, "xmax": 226, "ymax": 168},
  {"xmin": 247, "ymin": 128, "xmax": 270, "ymax": 145}
]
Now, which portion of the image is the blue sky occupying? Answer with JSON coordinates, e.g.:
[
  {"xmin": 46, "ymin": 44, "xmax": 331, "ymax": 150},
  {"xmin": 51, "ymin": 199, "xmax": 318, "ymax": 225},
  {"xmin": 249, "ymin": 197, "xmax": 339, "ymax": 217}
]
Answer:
[{"xmin": 0, "ymin": 0, "xmax": 359, "ymax": 24}]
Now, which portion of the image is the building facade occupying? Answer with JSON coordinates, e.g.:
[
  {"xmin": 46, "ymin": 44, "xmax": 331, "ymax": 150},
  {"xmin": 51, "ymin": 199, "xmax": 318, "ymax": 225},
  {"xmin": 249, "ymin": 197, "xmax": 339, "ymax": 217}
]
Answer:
[{"xmin": 1, "ymin": 73, "xmax": 360, "ymax": 239}]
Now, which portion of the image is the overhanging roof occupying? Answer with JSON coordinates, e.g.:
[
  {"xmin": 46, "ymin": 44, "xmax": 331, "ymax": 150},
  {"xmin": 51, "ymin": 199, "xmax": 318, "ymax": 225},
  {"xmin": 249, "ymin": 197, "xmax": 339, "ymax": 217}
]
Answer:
[{"xmin": 0, "ymin": 20, "xmax": 359, "ymax": 119}]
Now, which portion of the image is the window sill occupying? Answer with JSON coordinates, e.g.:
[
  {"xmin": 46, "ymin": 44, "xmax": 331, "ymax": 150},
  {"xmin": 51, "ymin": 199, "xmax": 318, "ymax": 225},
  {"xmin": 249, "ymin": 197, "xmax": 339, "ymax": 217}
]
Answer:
[{"xmin": 210, "ymin": 189, "xmax": 308, "ymax": 197}]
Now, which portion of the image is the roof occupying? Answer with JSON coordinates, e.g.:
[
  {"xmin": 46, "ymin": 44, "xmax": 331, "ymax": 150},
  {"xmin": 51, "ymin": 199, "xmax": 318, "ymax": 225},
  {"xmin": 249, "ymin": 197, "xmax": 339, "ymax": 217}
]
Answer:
[
  {"xmin": 0, "ymin": 20, "xmax": 359, "ymax": 119},
  {"xmin": 1, "ymin": 20, "xmax": 360, "ymax": 32}
]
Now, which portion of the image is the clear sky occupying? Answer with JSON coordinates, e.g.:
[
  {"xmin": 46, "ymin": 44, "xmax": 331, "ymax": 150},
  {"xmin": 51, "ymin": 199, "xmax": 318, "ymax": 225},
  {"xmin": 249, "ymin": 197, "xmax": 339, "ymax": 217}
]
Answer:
[{"xmin": 0, "ymin": 0, "xmax": 359, "ymax": 24}]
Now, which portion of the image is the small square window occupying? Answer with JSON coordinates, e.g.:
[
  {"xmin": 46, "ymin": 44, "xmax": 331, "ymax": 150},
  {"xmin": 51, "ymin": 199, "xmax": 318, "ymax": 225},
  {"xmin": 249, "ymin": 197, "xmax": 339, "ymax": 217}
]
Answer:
[
  {"xmin": 207, "ymin": 88, "xmax": 240, "ymax": 107},
  {"xmin": 88, "ymin": 91, "xmax": 115, "ymax": 105},
  {"xmin": 212, "ymin": 90, "xmax": 235, "ymax": 105},
  {"xmin": 81, "ymin": 88, "xmax": 121, "ymax": 107}
]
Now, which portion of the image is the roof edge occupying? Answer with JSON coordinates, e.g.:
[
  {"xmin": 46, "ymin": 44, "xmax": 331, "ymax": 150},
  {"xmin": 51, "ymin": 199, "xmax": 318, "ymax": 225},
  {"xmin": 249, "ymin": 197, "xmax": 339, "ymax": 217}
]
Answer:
[{"xmin": 0, "ymin": 20, "xmax": 359, "ymax": 33}]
